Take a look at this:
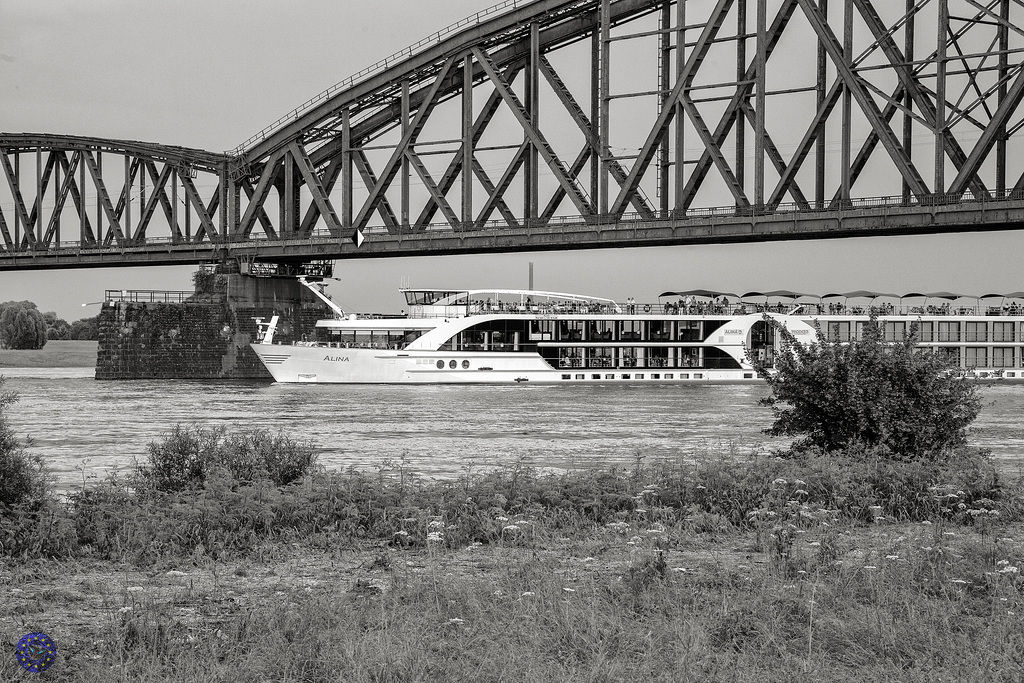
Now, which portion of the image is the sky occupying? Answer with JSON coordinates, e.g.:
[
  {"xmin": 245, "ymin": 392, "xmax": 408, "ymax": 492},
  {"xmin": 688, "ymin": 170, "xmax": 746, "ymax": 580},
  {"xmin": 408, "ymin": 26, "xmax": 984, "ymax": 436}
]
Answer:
[{"xmin": 1, "ymin": 0, "xmax": 1022, "ymax": 321}]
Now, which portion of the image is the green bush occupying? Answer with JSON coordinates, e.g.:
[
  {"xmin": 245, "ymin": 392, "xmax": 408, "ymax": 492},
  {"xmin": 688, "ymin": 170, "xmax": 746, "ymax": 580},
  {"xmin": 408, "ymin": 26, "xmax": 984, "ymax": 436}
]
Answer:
[
  {"xmin": 133, "ymin": 424, "xmax": 320, "ymax": 493},
  {"xmin": 0, "ymin": 377, "xmax": 51, "ymax": 509},
  {"xmin": 750, "ymin": 313, "xmax": 981, "ymax": 461}
]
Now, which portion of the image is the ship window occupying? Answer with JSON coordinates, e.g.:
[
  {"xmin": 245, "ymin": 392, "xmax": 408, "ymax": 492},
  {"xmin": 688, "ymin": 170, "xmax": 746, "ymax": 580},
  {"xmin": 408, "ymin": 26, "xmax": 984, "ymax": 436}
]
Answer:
[
  {"xmin": 558, "ymin": 320, "xmax": 585, "ymax": 341},
  {"xmin": 590, "ymin": 321, "xmax": 615, "ymax": 341},
  {"xmin": 635, "ymin": 374, "xmax": 644, "ymax": 379},
  {"xmin": 462, "ymin": 360, "xmax": 470, "ymax": 369},
  {"xmin": 744, "ymin": 373, "xmax": 754, "ymax": 379},
  {"xmin": 651, "ymin": 373, "xmax": 660, "ymax": 379},
  {"xmin": 917, "ymin": 321, "xmax": 934, "ymax": 342},
  {"xmin": 883, "ymin": 322, "xmax": 906, "ymax": 341},
  {"xmin": 937, "ymin": 322, "xmax": 960, "ymax": 342},
  {"xmin": 827, "ymin": 321, "xmax": 851, "ymax": 342},
  {"xmin": 619, "ymin": 320, "xmax": 642, "ymax": 341},
  {"xmin": 575, "ymin": 374, "xmax": 585, "ymax": 380},
  {"xmin": 561, "ymin": 374, "xmax": 571, "ymax": 380},
  {"xmin": 679, "ymin": 373, "xmax": 688, "ymax": 379},
  {"xmin": 604, "ymin": 374, "xmax": 614, "ymax": 379},
  {"xmin": 678, "ymin": 347, "xmax": 700, "ymax": 368},
  {"xmin": 965, "ymin": 347, "xmax": 988, "ymax": 367},
  {"xmin": 992, "ymin": 348, "xmax": 1015, "ymax": 368},
  {"xmin": 448, "ymin": 360, "xmax": 457, "ymax": 369},
  {"xmin": 694, "ymin": 373, "xmax": 703, "ymax": 379},
  {"xmin": 530, "ymin": 320, "xmax": 555, "ymax": 340},
  {"xmin": 678, "ymin": 321, "xmax": 701, "ymax": 341},
  {"xmin": 993, "ymin": 322, "xmax": 1015, "ymax": 342},
  {"xmin": 436, "ymin": 360, "xmax": 444, "ymax": 369},
  {"xmin": 665, "ymin": 373, "xmax": 674, "ymax": 379},
  {"xmin": 592, "ymin": 374, "xmax": 601, "ymax": 380},
  {"xmin": 622, "ymin": 374, "xmax": 631, "ymax": 380},
  {"xmin": 965, "ymin": 322, "xmax": 988, "ymax": 342}
]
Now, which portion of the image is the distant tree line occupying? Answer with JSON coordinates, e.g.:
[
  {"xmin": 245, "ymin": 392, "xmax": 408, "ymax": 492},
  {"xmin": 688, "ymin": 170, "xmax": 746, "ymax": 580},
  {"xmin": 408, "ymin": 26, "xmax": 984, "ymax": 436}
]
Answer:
[{"xmin": 0, "ymin": 301, "xmax": 99, "ymax": 350}]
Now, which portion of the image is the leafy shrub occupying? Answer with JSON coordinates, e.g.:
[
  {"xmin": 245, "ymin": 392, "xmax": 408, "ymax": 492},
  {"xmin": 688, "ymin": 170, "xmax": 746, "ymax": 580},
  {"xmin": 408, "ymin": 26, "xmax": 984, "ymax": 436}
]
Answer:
[
  {"xmin": 133, "ymin": 424, "xmax": 319, "ymax": 493},
  {"xmin": 0, "ymin": 378, "xmax": 51, "ymax": 509},
  {"xmin": 750, "ymin": 313, "xmax": 981, "ymax": 461}
]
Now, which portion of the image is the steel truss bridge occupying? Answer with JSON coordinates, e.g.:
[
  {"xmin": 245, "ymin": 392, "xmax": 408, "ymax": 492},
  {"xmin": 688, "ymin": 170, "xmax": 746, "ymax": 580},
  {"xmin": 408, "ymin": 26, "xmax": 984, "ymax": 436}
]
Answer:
[{"xmin": 3, "ymin": 0, "xmax": 1024, "ymax": 271}]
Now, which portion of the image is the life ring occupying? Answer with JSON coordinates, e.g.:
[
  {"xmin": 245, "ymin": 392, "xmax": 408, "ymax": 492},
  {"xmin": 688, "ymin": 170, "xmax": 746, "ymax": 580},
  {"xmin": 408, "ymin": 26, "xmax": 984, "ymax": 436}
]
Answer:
[{"xmin": 643, "ymin": 304, "xmax": 651, "ymax": 313}]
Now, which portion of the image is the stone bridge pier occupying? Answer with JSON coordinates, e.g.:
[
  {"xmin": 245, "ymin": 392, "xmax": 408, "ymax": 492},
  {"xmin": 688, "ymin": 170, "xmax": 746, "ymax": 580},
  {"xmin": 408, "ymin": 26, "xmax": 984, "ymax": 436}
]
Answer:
[{"xmin": 95, "ymin": 268, "xmax": 331, "ymax": 380}]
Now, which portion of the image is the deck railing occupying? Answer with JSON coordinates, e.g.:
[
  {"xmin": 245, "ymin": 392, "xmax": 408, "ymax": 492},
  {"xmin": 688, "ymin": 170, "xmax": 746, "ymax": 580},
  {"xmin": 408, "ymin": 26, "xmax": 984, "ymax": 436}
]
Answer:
[{"xmin": 104, "ymin": 290, "xmax": 198, "ymax": 304}]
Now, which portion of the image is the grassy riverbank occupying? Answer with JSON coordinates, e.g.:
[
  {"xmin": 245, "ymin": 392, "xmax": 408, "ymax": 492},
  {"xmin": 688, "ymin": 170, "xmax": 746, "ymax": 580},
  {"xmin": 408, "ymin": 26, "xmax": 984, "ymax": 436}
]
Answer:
[
  {"xmin": 0, "ymin": 340, "xmax": 97, "ymax": 368},
  {"xmin": 2, "ymin": 453, "xmax": 1023, "ymax": 681}
]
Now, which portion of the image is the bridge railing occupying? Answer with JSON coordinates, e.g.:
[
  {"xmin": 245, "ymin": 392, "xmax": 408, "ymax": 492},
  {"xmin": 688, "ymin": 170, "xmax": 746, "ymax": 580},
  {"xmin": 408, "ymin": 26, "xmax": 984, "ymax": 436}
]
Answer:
[{"xmin": 230, "ymin": 0, "xmax": 534, "ymax": 155}]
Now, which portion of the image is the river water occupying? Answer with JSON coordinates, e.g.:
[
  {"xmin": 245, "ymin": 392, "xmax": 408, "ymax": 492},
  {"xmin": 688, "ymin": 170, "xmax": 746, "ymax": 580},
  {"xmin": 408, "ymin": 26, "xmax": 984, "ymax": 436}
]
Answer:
[{"xmin": 2, "ymin": 367, "xmax": 1023, "ymax": 490}]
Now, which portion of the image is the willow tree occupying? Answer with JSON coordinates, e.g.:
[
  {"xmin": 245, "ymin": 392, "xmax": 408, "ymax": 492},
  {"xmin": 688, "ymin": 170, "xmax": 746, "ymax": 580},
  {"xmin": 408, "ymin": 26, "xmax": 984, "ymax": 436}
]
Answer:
[
  {"xmin": 0, "ymin": 301, "xmax": 48, "ymax": 350},
  {"xmin": 749, "ymin": 314, "xmax": 981, "ymax": 461}
]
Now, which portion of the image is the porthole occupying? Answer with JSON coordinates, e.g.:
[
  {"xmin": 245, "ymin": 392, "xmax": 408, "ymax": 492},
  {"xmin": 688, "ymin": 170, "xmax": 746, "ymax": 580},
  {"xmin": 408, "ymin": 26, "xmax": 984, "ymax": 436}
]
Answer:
[
  {"xmin": 462, "ymin": 360, "xmax": 470, "ymax": 369},
  {"xmin": 449, "ymin": 360, "xmax": 457, "ymax": 369},
  {"xmin": 436, "ymin": 360, "xmax": 445, "ymax": 369}
]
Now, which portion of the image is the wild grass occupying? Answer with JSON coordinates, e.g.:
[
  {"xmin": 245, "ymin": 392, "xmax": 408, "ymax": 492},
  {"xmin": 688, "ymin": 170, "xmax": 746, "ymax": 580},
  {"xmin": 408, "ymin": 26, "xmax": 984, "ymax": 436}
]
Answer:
[
  {"xmin": 0, "ymin": 340, "xmax": 98, "ymax": 368},
  {"xmin": 2, "ymin": 434, "xmax": 1023, "ymax": 680}
]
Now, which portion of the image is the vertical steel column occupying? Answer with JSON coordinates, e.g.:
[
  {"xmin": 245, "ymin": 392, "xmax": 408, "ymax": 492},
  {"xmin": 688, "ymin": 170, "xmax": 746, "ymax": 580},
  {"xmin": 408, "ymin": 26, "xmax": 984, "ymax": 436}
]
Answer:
[
  {"xmin": 935, "ymin": 0, "xmax": 948, "ymax": 196},
  {"xmin": 841, "ymin": 0, "xmax": 853, "ymax": 204},
  {"xmin": 463, "ymin": 55, "xmax": 474, "ymax": 227},
  {"xmin": 341, "ymin": 109, "xmax": 352, "ymax": 228},
  {"xmin": 997, "ymin": 0, "xmax": 1009, "ymax": 195},
  {"xmin": 218, "ymin": 162, "xmax": 228, "ymax": 239},
  {"xmin": 227, "ymin": 173, "xmax": 239, "ymax": 240},
  {"xmin": 401, "ymin": 81, "xmax": 410, "ymax": 227},
  {"xmin": 902, "ymin": 0, "xmax": 915, "ymax": 203},
  {"xmin": 755, "ymin": 0, "xmax": 767, "ymax": 207},
  {"xmin": 736, "ymin": 0, "xmax": 747, "ymax": 194},
  {"xmin": 171, "ymin": 168, "xmax": 178, "ymax": 242},
  {"xmin": 285, "ymin": 149, "xmax": 296, "ymax": 234},
  {"xmin": 590, "ymin": 27, "xmax": 600, "ymax": 207},
  {"xmin": 659, "ymin": 1, "xmax": 672, "ymax": 216},
  {"xmin": 138, "ymin": 154, "xmax": 144, "ymax": 240},
  {"xmin": 184, "ymin": 181, "xmax": 191, "ymax": 242},
  {"xmin": 815, "ymin": 0, "xmax": 827, "ymax": 208},
  {"xmin": 81, "ymin": 153, "xmax": 88, "ymax": 244},
  {"xmin": 96, "ymin": 151, "xmax": 103, "ymax": 240},
  {"xmin": 10, "ymin": 153, "xmax": 19, "ymax": 248},
  {"xmin": 599, "ymin": 0, "xmax": 611, "ymax": 216},
  {"xmin": 36, "ymin": 147, "xmax": 42, "ymax": 245},
  {"xmin": 527, "ymin": 24, "xmax": 540, "ymax": 222},
  {"xmin": 124, "ymin": 155, "xmax": 131, "ymax": 244},
  {"xmin": 54, "ymin": 154, "xmax": 61, "ymax": 245},
  {"xmin": 53, "ymin": 154, "xmax": 61, "ymax": 246},
  {"xmin": 674, "ymin": 0, "xmax": 686, "ymax": 216}
]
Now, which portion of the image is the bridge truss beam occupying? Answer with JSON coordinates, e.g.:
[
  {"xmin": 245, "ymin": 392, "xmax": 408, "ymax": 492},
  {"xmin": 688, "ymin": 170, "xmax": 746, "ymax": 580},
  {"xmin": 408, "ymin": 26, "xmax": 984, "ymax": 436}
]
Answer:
[{"xmin": 3, "ymin": 0, "xmax": 1024, "ymax": 269}]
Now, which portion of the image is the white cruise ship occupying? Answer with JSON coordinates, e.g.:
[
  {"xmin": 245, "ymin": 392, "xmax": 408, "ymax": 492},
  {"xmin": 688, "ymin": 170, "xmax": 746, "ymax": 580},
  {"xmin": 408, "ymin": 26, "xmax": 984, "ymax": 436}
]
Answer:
[{"xmin": 250, "ymin": 280, "xmax": 1024, "ymax": 384}]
